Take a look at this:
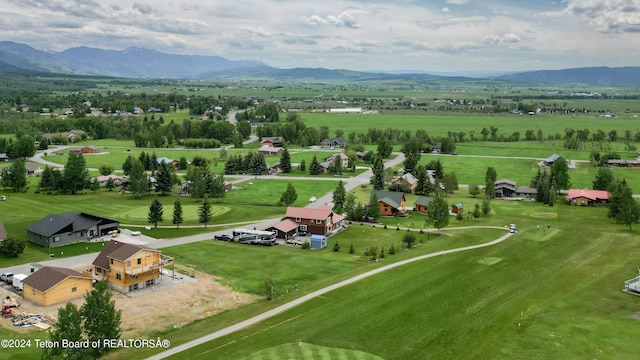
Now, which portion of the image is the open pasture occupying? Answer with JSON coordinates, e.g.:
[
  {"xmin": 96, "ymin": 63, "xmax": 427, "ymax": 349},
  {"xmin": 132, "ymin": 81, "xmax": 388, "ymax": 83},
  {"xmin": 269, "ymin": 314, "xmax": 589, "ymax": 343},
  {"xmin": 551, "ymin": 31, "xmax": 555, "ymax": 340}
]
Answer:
[
  {"xmin": 300, "ymin": 112, "xmax": 640, "ymax": 140},
  {"xmin": 126, "ymin": 203, "xmax": 640, "ymax": 360}
]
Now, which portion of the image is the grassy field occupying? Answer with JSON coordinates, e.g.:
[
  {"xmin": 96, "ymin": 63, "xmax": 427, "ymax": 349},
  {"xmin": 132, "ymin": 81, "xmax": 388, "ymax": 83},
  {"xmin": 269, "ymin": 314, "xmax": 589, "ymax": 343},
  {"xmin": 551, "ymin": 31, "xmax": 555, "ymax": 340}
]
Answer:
[
  {"xmin": 299, "ymin": 112, "xmax": 640, "ymax": 140},
  {"xmin": 98, "ymin": 201, "xmax": 640, "ymax": 360}
]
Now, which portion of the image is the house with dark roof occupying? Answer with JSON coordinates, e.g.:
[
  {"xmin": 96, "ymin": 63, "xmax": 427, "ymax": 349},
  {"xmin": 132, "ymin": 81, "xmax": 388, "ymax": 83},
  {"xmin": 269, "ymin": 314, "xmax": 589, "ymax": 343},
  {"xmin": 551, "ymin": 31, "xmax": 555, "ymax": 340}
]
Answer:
[
  {"xmin": 566, "ymin": 189, "xmax": 610, "ymax": 206},
  {"xmin": 259, "ymin": 145, "xmax": 284, "ymax": 156},
  {"xmin": 25, "ymin": 162, "xmax": 41, "ymax": 176},
  {"xmin": 22, "ymin": 266, "xmax": 92, "ymax": 306},
  {"xmin": 320, "ymin": 137, "xmax": 347, "ymax": 148},
  {"xmin": 261, "ymin": 136, "xmax": 284, "ymax": 147},
  {"xmin": 26, "ymin": 212, "xmax": 120, "ymax": 248},
  {"xmin": 495, "ymin": 179, "xmax": 537, "ymax": 199},
  {"xmin": 370, "ymin": 190, "xmax": 407, "ymax": 217},
  {"xmin": 85, "ymin": 240, "xmax": 173, "ymax": 293},
  {"xmin": 414, "ymin": 197, "xmax": 433, "ymax": 214},
  {"xmin": 542, "ymin": 154, "xmax": 561, "ymax": 167}
]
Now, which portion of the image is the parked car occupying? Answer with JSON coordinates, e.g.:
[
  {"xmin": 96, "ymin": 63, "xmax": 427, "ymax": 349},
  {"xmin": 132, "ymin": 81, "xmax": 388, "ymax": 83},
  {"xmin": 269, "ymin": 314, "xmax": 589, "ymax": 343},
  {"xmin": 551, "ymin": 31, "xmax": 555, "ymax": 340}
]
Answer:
[
  {"xmin": 309, "ymin": 196, "xmax": 317, "ymax": 202},
  {"xmin": 215, "ymin": 234, "xmax": 233, "ymax": 242},
  {"xmin": 1, "ymin": 272, "xmax": 13, "ymax": 283},
  {"xmin": 131, "ymin": 231, "xmax": 142, "ymax": 236}
]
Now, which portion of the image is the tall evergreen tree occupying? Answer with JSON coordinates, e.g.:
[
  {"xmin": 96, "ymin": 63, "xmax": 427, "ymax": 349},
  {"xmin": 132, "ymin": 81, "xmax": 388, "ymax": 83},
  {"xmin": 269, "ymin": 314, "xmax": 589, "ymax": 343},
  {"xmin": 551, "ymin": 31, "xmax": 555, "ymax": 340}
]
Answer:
[
  {"xmin": 279, "ymin": 183, "xmax": 298, "ymax": 206},
  {"xmin": 427, "ymin": 190, "xmax": 449, "ymax": 231},
  {"xmin": 122, "ymin": 154, "xmax": 134, "ymax": 176},
  {"xmin": 593, "ymin": 167, "xmax": 615, "ymax": 192},
  {"xmin": 551, "ymin": 156, "xmax": 571, "ymax": 191},
  {"xmin": 415, "ymin": 165, "xmax": 432, "ymax": 195},
  {"xmin": 484, "ymin": 166, "xmax": 497, "ymax": 199},
  {"xmin": 199, "ymin": 194, "xmax": 212, "ymax": 228},
  {"xmin": 368, "ymin": 193, "xmax": 380, "ymax": 221},
  {"xmin": 299, "ymin": 158, "xmax": 306, "ymax": 172},
  {"xmin": 332, "ymin": 181, "xmax": 346, "ymax": 213},
  {"xmin": 80, "ymin": 281, "xmax": 122, "ymax": 359},
  {"xmin": 148, "ymin": 196, "xmax": 164, "ymax": 228},
  {"xmin": 309, "ymin": 155, "xmax": 322, "ymax": 175},
  {"xmin": 155, "ymin": 161, "xmax": 173, "ymax": 195},
  {"xmin": 251, "ymin": 152, "xmax": 268, "ymax": 175},
  {"xmin": 63, "ymin": 152, "xmax": 89, "ymax": 195},
  {"xmin": 45, "ymin": 302, "xmax": 84, "ymax": 360},
  {"xmin": 280, "ymin": 148, "xmax": 292, "ymax": 173},
  {"xmin": 372, "ymin": 157, "xmax": 385, "ymax": 190},
  {"xmin": 433, "ymin": 159, "xmax": 444, "ymax": 181},
  {"xmin": 128, "ymin": 158, "xmax": 148, "ymax": 199},
  {"xmin": 172, "ymin": 198, "xmax": 183, "ymax": 229},
  {"xmin": 0, "ymin": 158, "xmax": 27, "ymax": 192}
]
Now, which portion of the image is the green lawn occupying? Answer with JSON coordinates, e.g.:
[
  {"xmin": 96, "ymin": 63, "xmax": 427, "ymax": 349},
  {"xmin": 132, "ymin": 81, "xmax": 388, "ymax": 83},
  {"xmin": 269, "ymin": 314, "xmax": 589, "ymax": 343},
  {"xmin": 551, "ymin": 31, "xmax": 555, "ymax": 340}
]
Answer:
[{"xmin": 102, "ymin": 202, "xmax": 640, "ymax": 360}]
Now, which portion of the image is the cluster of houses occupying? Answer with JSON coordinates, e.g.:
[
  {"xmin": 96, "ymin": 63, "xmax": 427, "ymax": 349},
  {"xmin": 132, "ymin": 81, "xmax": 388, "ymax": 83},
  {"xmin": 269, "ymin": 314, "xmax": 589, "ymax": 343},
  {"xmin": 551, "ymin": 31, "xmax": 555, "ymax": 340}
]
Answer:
[
  {"xmin": 258, "ymin": 136, "xmax": 348, "ymax": 157},
  {"xmin": 18, "ymin": 211, "xmax": 173, "ymax": 306}
]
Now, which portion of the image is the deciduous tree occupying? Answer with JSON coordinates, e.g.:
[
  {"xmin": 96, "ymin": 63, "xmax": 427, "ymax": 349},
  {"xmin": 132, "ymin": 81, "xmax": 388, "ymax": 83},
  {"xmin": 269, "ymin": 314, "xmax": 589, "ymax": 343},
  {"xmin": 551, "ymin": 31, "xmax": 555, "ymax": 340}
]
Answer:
[{"xmin": 80, "ymin": 280, "xmax": 122, "ymax": 359}]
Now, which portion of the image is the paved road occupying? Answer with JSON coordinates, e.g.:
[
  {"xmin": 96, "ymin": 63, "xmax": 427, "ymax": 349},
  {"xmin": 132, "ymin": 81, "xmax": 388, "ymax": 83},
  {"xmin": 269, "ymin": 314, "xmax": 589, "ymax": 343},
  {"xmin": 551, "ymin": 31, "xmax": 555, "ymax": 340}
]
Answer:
[{"xmin": 146, "ymin": 228, "xmax": 513, "ymax": 360}]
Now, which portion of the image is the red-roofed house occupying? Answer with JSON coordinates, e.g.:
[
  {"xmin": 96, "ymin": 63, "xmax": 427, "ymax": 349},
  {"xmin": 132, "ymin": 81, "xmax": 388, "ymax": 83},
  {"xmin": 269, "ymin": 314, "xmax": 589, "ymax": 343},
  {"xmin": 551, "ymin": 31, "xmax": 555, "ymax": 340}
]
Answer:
[
  {"xmin": 273, "ymin": 205, "xmax": 344, "ymax": 237},
  {"xmin": 566, "ymin": 189, "xmax": 611, "ymax": 206},
  {"xmin": 84, "ymin": 240, "xmax": 173, "ymax": 293},
  {"xmin": 266, "ymin": 219, "xmax": 300, "ymax": 240}
]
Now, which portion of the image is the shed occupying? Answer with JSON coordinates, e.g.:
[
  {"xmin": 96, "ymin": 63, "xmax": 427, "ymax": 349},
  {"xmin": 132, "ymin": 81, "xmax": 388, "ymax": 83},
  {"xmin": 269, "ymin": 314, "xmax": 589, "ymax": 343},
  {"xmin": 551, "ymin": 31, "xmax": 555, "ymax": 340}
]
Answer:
[
  {"xmin": 310, "ymin": 235, "xmax": 327, "ymax": 249},
  {"xmin": 22, "ymin": 266, "xmax": 92, "ymax": 306}
]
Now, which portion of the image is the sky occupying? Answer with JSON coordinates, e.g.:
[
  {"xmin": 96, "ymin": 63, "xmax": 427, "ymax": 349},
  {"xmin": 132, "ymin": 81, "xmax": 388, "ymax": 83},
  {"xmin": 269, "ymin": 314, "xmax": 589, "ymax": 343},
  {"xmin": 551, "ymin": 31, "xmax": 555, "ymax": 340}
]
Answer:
[{"xmin": 1, "ymin": 0, "xmax": 640, "ymax": 73}]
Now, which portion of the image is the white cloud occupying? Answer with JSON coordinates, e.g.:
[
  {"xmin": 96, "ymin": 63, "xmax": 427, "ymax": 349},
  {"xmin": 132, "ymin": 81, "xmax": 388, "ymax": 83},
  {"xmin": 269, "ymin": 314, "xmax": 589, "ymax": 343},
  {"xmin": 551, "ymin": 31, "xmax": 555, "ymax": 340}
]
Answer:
[
  {"xmin": 446, "ymin": 0, "xmax": 470, "ymax": 4},
  {"xmin": 482, "ymin": 33, "xmax": 521, "ymax": 44},
  {"xmin": 301, "ymin": 12, "xmax": 361, "ymax": 29},
  {"xmin": 563, "ymin": 0, "xmax": 640, "ymax": 33},
  {"xmin": 442, "ymin": 7, "xmax": 450, "ymax": 13},
  {"xmin": 241, "ymin": 26, "xmax": 272, "ymax": 38}
]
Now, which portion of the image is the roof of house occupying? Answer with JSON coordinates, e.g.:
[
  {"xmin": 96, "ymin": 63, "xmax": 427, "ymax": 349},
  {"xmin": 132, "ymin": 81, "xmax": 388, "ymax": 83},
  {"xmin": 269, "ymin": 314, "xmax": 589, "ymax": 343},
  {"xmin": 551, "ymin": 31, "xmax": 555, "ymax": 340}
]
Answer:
[
  {"xmin": 495, "ymin": 179, "xmax": 517, "ymax": 186},
  {"xmin": 0, "ymin": 153, "xmax": 7, "ymax": 158},
  {"xmin": 261, "ymin": 136, "xmax": 283, "ymax": 143},
  {"xmin": 454, "ymin": 203, "xmax": 464, "ymax": 208},
  {"xmin": 566, "ymin": 189, "xmax": 611, "ymax": 201},
  {"xmin": 370, "ymin": 190, "xmax": 406, "ymax": 210},
  {"xmin": 24, "ymin": 162, "xmax": 41, "ymax": 172},
  {"xmin": 156, "ymin": 157, "xmax": 175, "ymax": 164},
  {"xmin": 22, "ymin": 266, "xmax": 91, "ymax": 293},
  {"xmin": 26, "ymin": 212, "xmax": 117, "ymax": 238},
  {"xmin": 321, "ymin": 137, "xmax": 347, "ymax": 145},
  {"xmin": 68, "ymin": 146, "xmax": 98, "ymax": 152},
  {"xmin": 515, "ymin": 186, "xmax": 537, "ymax": 194},
  {"xmin": 333, "ymin": 213, "xmax": 345, "ymax": 223},
  {"xmin": 286, "ymin": 206, "xmax": 333, "ymax": 221},
  {"xmin": 544, "ymin": 154, "xmax": 561, "ymax": 163},
  {"xmin": 395, "ymin": 173, "xmax": 418, "ymax": 185},
  {"xmin": 414, "ymin": 196, "xmax": 433, "ymax": 207},
  {"xmin": 259, "ymin": 145, "xmax": 283, "ymax": 153},
  {"xmin": 269, "ymin": 219, "xmax": 300, "ymax": 233},
  {"xmin": 92, "ymin": 240, "xmax": 158, "ymax": 270}
]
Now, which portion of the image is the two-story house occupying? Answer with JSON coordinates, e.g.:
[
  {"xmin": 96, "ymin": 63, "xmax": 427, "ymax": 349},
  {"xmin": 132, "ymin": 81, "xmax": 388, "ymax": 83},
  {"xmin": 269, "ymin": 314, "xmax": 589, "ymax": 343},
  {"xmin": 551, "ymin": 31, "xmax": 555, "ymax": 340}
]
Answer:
[
  {"xmin": 85, "ymin": 240, "xmax": 173, "ymax": 293},
  {"xmin": 267, "ymin": 205, "xmax": 343, "ymax": 237}
]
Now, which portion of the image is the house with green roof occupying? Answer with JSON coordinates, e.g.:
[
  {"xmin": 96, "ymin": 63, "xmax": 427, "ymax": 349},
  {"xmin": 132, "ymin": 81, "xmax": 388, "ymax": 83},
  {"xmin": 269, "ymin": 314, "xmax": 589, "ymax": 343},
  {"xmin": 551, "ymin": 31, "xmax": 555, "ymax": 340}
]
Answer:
[
  {"xmin": 370, "ymin": 190, "xmax": 407, "ymax": 217},
  {"xmin": 452, "ymin": 203, "xmax": 464, "ymax": 214},
  {"xmin": 414, "ymin": 196, "xmax": 433, "ymax": 214}
]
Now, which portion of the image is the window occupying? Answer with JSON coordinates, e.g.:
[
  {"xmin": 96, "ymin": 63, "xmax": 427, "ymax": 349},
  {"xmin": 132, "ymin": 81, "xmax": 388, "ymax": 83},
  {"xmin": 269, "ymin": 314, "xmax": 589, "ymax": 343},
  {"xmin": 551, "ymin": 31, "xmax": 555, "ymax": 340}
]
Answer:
[
  {"xmin": 110, "ymin": 259, "xmax": 113, "ymax": 265},
  {"xmin": 76, "ymin": 231, "xmax": 84, "ymax": 238},
  {"xmin": 53, "ymin": 236, "xmax": 61, "ymax": 242},
  {"xmin": 295, "ymin": 217, "xmax": 301, "ymax": 222},
  {"xmin": 316, "ymin": 219, "xmax": 322, "ymax": 224},
  {"xmin": 71, "ymin": 287, "xmax": 77, "ymax": 293},
  {"xmin": 127, "ymin": 261, "xmax": 131, "ymax": 267},
  {"xmin": 137, "ymin": 258, "xmax": 142, "ymax": 265},
  {"xmin": 116, "ymin": 273, "xmax": 121, "ymax": 280},
  {"xmin": 299, "ymin": 225, "xmax": 307, "ymax": 231}
]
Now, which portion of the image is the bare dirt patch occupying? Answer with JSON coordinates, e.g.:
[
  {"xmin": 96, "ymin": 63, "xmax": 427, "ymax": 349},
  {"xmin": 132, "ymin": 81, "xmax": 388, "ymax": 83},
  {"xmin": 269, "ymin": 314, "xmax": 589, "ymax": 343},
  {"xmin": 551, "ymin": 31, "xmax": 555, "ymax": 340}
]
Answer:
[
  {"xmin": 116, "ymin": 271, "xmax": 260, "ymax": 337},
  {"xmin": 1, "ymin": 273, "xmax": 260, "ymax": 337}
]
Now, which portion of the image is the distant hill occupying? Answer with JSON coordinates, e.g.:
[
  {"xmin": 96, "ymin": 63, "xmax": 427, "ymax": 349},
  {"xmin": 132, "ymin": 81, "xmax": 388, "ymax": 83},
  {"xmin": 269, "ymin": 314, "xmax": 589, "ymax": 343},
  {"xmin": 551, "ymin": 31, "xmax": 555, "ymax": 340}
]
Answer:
[
  {"xmin": 498, "ymin": 67, "xmax": 640, "ymax": 86},
  {"xmin": 0, "ymin": 41, "xmax": 269, "ymax": 78}
]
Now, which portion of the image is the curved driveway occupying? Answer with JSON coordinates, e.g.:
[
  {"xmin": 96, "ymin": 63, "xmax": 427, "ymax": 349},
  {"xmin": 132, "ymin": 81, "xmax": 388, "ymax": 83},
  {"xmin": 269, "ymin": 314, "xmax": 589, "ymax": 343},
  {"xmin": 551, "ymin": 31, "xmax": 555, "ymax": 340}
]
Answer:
[{"xmin": 147, "ymin": 229, "xmax": 513, "ymax": 360}]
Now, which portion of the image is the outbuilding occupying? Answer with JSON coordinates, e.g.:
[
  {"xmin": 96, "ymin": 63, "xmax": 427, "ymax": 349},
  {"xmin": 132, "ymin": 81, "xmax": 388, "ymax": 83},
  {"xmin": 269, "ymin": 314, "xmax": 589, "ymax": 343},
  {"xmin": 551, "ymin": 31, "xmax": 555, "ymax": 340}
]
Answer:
[
  {"xmin": 22, "ymin": 266, "xmax": 92, "ymax": 306},
  {"xmin": 310, "ymin": 234, "xmax": 327, "ymax": 249}
]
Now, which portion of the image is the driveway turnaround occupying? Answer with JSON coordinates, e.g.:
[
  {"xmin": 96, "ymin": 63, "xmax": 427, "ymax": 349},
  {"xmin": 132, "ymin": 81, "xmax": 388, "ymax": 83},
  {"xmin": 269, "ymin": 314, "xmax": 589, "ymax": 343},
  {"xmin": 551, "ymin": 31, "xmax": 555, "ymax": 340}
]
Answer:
[{"xmin": 146, "ymin": 229, "xmax": 513, "ymax": 360}]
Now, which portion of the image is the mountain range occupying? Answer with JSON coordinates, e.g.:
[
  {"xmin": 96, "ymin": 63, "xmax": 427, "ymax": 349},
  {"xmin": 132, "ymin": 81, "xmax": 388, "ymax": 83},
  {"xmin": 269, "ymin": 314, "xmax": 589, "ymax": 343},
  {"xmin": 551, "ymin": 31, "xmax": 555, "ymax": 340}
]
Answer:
[{"xmin": 1, "ymin": 40, "xmax": 639, "ymax": 85}]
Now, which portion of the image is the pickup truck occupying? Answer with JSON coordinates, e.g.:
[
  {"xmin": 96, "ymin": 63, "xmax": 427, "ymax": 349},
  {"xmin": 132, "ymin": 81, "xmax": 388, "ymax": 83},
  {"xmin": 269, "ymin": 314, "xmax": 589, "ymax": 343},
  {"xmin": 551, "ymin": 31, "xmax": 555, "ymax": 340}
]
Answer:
[
  {"xmin": 214, "ymin": 234, "xmax": 233, "ymax": 242},
  {"xmin": 1, "ymin": 272, "xmax": 13, "ymax": 282}
]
